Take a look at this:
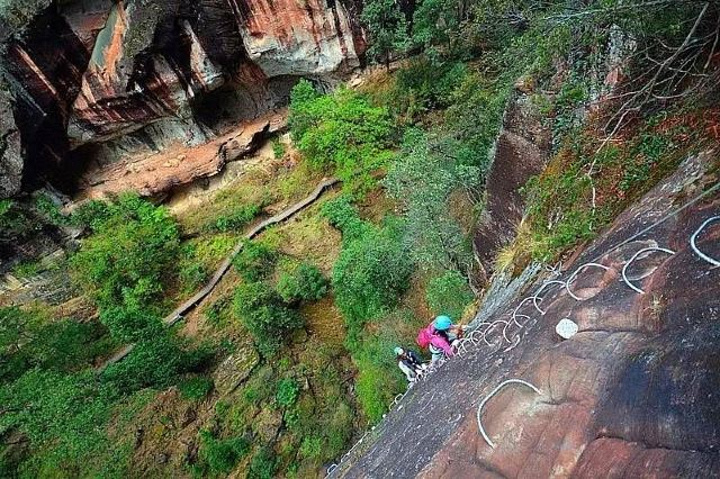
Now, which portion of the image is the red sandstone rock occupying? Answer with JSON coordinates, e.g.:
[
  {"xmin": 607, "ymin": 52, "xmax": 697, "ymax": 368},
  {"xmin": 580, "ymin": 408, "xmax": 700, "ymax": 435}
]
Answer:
[
  {"xmin": 78, "ymin": 110, "xmax": 287, "ymax": 199},
  {"xmin": 336, "ymin": 151, "xmax": 720, "ymax": 479},
  {"xmin": 0, "ymin": 0, "xmax": 366, "ymax": 198}
]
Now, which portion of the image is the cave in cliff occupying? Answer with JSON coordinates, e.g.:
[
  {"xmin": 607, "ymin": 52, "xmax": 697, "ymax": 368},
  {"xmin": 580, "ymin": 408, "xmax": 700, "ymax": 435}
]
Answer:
[{"xmin": 0, "ymin": 0, "xmax": 365, "ymax": 199}]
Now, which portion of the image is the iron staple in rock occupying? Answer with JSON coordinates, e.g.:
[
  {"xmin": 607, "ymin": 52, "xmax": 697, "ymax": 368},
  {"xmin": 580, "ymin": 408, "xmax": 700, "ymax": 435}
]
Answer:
[
  {"xmin": 621, "ymin": 246, "xmax": 676, "ymax": 294},
  {"xmin": 690, "ymin": 215, "xmax": 720, "ymax": 267},
  {"xmin": 477, "ymin": 379, "xmax": 542, "ymax": 449}
]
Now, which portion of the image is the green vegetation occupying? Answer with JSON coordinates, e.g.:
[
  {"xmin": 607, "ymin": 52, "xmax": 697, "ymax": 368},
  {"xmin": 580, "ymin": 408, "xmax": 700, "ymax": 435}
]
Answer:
[
  {"xmin": 231, "ymin": 242, "xmax": 332, "ymax": 356},
  {"xmin": 33, "ymin": 193, "xmax": 67, "ymax": 227},
  {"xmin": 323, "ymin": 198, "xmax": 413, "ymax": 342},
  {"xmin": 360, "ymin": 0, "xmax": 409, "ymax": 69},
  {"xmin": 70, "ymin": 193, "xmax": 180, "ymax": 310},
  {"xmin": 276, "ymin": 378, "xmax": 300, "ymax": 408},
  {"xmin": 0, "ymin": 199, "xmax": 34, "ymax": 244},
  {"xmin": 179, "ymin": 376, "xmax": 215, "ymax": 401},
  {"xmin": 272, "ymin": 138, "xmax": 286, "ymax": 159},
  {"xmin": 5, "ymin": 1, "xmax": 717, "ymax": 477},
  {"xmin": 276, "ymin": 262, "xmax": 329, "ymax": 303},
  {"xmin": 289, "ymin": 80, "xmax": 396, "ymax": 194},
  {"xmin": 521, "ymin": 112, "xmax": 704, "ymax": 261},
  {"xmin": 233, "ymin": 240, "xmax": 278, "ymax": 283},
  {"xmin": 426, "ymin": 270, "xmax": 475, "ymax": 320},
  {"xmin": 195, "ymin": 430, "xmax": 250, "ymax": 477},
  {"xmin": 234, "ymin": 280, "xmax": 303, "ymax": 355}
]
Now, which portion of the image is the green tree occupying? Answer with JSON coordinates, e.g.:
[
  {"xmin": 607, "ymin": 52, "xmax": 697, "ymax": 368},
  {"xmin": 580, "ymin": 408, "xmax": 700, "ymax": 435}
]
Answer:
[
  {"xmin": 412, "ymin": 0, "xmax": 461, "ymax": 57},
  {"xmin": 70, "ymin": 194, "xmax": 181, "ymax": 310},
  {"xmin": 384, "ymin": 129, "xmax": 476, "ymax": 274},
  {"xmin": 276, "ymin": 263, "xmax": 329, "ymax": 303},
  {"xmin": 233, "ymin": 282, "xmax": 303, "ymax": 356},
  {"xmin": 325, "ymin": 202, "xmax": 413, "ymax": 341},
  {"xmin": 361, "ymin": 0, "xmax": 410, "ymax": 70},
  {"xmin": 425, "ymin": 270, "xmax": 474, "ymax": 319},
  {"xmin": 288, "ymin": 81, "xmax": 396, "ymax": 194}
]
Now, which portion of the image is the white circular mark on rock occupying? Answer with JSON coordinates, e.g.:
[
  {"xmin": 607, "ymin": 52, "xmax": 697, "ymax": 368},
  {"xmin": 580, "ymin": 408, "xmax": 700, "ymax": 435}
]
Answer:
[{"xmin": 556, "ymin": 318, "xmax": 579, "ymax": 339}]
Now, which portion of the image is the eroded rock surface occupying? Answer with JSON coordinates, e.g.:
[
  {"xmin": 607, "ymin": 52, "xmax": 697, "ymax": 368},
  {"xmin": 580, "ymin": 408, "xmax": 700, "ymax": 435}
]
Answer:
[
  {"xmin": 0, "ymin": 0, "xmax": 365, "ymax": 198},
  {"xmin": 77, "ymin": 110, "xmax": 286, "ymax": 199},
  {"xmin": 0, "ymin": 84, "xmax": 23, "ymax": 198},
  {"xmin": 336, "ymin": 151, "xmax": 720, "ymax": 478},
  {"xmin": 473, "ymin": 90, "xmax": 552, "ymax": 281},
  {"xmin": 213, "ymin": 343, "xmax": 260, "ymax": 396}
]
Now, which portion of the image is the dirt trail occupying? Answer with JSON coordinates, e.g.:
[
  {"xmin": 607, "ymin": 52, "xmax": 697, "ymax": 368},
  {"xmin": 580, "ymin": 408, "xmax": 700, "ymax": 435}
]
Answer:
[{"xmin": 101, "ymin": 177, "xmax": 340, "ymax": 369}]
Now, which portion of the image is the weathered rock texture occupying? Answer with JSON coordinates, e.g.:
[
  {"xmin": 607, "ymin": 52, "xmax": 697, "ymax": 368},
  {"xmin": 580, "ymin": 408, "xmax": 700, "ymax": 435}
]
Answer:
[
  {"xmin": 0, "ymin": 85, "xmax": 23, "ymax": 198},
  {"xmin": 473, "ymin": 90, "xmax": 552, "ymax": 281},
  {"xmin": 0, "ymin": 0, "xmax": 365, "ymax": 198},
  {"xmin": 336, "ymin": 151, "xmax": 720, "ymax": 478}
]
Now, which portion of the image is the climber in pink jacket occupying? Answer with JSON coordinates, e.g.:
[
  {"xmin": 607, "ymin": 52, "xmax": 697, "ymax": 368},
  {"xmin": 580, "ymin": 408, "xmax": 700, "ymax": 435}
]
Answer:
[{"xmin": 417, "ymin": 315, "xmax": 464, "ymax": 363}]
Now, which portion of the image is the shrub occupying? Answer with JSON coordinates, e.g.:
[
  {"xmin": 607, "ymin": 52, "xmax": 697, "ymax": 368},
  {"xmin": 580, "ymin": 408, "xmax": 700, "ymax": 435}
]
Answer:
[
  {"xmin": 390, "ymin": 59, "xmax": 467, "ymax": 118},
  {"xmin": 234, "ymin": 282, "xmax": 303, "ymax": 355},
  {"xmin": 331, "ymin": 216, "xmax": 413, "ymax": 339},
  {"xmin": 248, "ymin": 446, "xmax": 277, "ymax": 479},
  {"xmin": 101, "ymin": 333, "xmax": 196, "ymax": 393},
  {"xmin": 353, "ymin": 334, "xmax": 405, "ymax": 422},
  {"xmin": 208, "ymin": 204, "xmax": 261, "ymax": 233},
  {"xmin": 70, "ymin": 194, "xmax": 180, "ymax": 310},
  {"xmin": 233, "ymin": 241, "xmax": 277, "ymax": 283},
  {"xmin": 384, "ymin": 129, "xmax": 476, "ymax": 273},
  {"xmin": 0, "ymin": 199, "xmax": 34, "ymax": 244},
  {"xmin": 33, "ymin": 193, "xmax": 67, "ymax": 227},
  {"xmin": 276, "ymin": 263, "xmax": 329, "ymax": 303},
  {"xmin": 425, "ymin": 270, "xmax": 474, "ymax": 320},
  {"xmin": 0, "ymin": 307, "xmax": 112, "ymax": 381},
  {"xmin": 299, "ymin": 436, "xmax": 323, "ymax": 460},
  {"xmin": 321, "ymin": 196, "xmax": 369, "ymax": 242},
  {"xmin": 99, "ymin": 306, "xmax": 162, "ymax": 343},
  {"xmin": 272, "ymin": 138, "xmax": 286, "ymax": 159},
  {"xmin": 196, "ymin": 430, "xmax": 250, "ymax": 476},
  {"xmin": 276, "ymin": 378, "xmax": 300, "ymax": 409},
  {"xmin": 0, "ymin": 369, "xmax": 115, "ymax": 475},
  {"xmin": 179, "ymin": 376, "xmax": 214, "ymax": 401},
  {"xmin": 289, "ymin": 80, "xmax": 396, "ymax": 193}
]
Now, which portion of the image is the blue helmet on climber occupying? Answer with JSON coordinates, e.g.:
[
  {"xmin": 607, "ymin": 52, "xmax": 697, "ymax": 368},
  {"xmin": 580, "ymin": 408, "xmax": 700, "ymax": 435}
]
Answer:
[{"xmin": 433, "ymin": 315, "xmax": 453, "ymax": 331}]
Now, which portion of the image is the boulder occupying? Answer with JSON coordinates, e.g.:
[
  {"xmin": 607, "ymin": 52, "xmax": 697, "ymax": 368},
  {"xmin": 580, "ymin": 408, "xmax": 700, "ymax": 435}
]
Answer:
[{"xmin": 213, "ymin": 343, "xmax": 260, "ymax": 396}]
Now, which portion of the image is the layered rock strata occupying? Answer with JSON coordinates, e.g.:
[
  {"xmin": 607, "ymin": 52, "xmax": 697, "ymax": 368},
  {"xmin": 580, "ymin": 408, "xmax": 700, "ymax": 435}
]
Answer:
[{"xmin": 0, "ymin": 0, "xmax": 365, "ymax": 198}]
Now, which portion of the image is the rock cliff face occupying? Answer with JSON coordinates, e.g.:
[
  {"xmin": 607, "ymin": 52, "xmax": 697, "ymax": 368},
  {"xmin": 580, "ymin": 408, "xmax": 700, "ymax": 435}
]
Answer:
[
  {"xmin": 473, "ymin": 89, "xmax": 552, "ymax": 281},
  {"xmin": 0, "ymin": 0, "xmax": 365, "ymax": 198},
  {"xmin": 334, "ymin": 151, "xmax": 720, "ymax": 478}
]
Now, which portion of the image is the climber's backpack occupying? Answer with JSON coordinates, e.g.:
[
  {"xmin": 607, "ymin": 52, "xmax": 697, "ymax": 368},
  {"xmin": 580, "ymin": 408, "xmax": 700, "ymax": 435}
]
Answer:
[{"xmin": 416, "ymin": 325, "xmax": 434, "ymax": 349}]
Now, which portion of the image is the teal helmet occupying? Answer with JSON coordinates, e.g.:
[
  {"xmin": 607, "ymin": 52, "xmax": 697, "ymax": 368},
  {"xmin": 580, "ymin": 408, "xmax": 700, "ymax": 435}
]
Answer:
[
  {"xmin": 434, "ymin": 315, "xmax": 453, "ymax": 331},
  {"xmin": 394, "ymin": 347, "xmax": 404, "ymax": 356}
]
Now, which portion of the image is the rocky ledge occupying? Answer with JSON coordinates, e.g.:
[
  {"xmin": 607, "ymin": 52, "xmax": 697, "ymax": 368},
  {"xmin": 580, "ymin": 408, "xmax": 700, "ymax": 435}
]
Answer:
[{"xmin": 0, "ymin": 0, "xmax": 365, "ymax": 199}]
